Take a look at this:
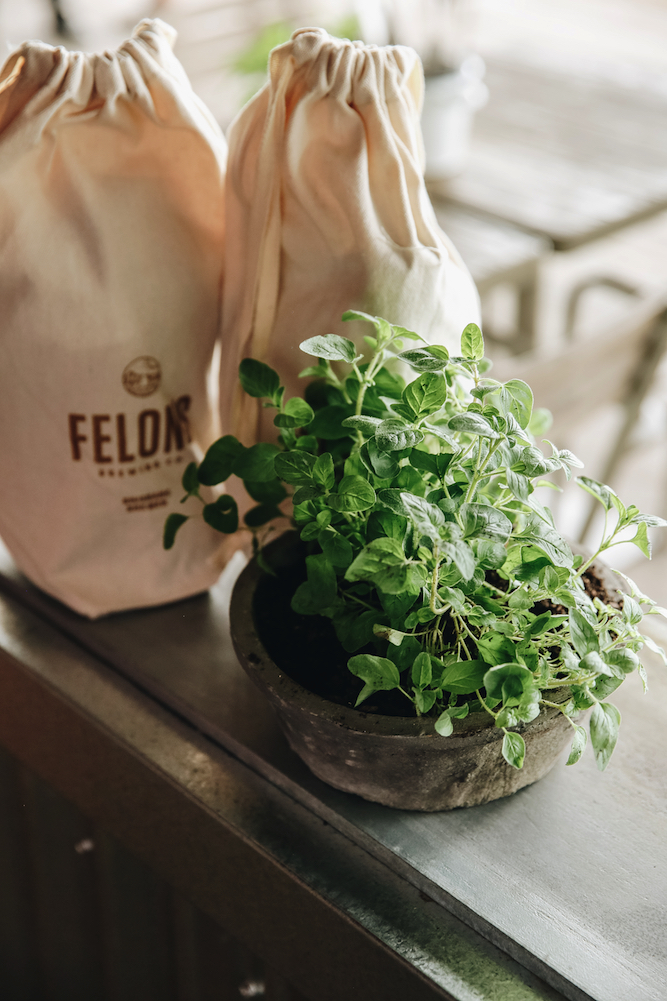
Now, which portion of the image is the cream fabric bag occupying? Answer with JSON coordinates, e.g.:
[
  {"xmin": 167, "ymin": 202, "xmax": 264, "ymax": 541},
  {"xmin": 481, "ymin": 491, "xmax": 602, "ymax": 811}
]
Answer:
[
  {"xmin": 0, "ymin": 20, "xmax": 228, "ymax": 617},
  {"xmin": 222, "ymin": 27, "xmax": 480, "ymax": 443}
]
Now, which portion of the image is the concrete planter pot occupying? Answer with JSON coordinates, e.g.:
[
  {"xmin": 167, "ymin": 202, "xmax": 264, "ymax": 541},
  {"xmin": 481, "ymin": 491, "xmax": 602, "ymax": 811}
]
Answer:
[{"xmin": 230, "ymin": 533, "xmax": 579, "ymax": 812}]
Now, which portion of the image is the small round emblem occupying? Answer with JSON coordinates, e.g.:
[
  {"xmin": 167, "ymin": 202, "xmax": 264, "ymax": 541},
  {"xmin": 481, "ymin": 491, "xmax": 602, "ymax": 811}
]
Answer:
[{"xmin": 122, "ymin": 356, "xmax": 162, "ymax": 397}]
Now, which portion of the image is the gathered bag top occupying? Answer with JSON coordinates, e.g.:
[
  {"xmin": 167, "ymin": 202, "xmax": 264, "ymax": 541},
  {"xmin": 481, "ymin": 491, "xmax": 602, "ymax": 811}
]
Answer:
[{"xmin": 221, "ymin": 27, "xmax": 480, "ymax": 445}]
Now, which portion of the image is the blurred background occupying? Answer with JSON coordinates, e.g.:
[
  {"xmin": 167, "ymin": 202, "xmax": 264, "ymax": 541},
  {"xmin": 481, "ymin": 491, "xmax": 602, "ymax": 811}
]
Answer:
[{"xmin": 2, "ymin": 0, "xmax": 667, "ymax": 612}]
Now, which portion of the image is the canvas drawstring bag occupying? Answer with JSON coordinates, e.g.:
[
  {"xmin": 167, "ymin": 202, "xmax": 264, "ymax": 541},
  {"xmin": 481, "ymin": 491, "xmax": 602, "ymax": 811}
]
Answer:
[
  {"xmin": 221, "ymin": 27, "xmax": 480, "ymax": 445},
  {"xmin": 0, "ymin": 19, "xmax": 228, "ymax": 617}
]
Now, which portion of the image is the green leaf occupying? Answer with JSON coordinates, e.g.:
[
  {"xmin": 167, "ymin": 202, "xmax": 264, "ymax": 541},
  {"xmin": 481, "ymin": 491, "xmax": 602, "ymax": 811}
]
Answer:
[
  {"xmin": 348, "ymin": 654, "xmax": 401, "ymax": 706},
  {"xmin": 622, "ymin": 594, "xmax": 643, "ymax": 625},
  {"xmin": 415, "ymin": 690, "xmax": 437, "ymax": 714},
  {"xmin": 477, "ymin": 634, "xmax": 516, "ymax": 666},
  {"xmin": 435, "ymin": 711, "xmax": 454, "ymax": 736},
  {"xmin": 409, "ymin": 448, "xmax": 450, "ymax": 478},
  {"xmin": 374, "ymin": 367, "xmax": 407, "ymax": 399},
  {"xmin": 390, "ymin": 324, "xmax": 422, "ymax": 342},
  {"xmin": 398, "ymin": 345, "xmax": 449, "ymax": 372},
  {"xmin": 520, "ymin": 444, "xmax": 550, "ymax": 477},
  {"xmin": 591, "ymin": 675, "xmax": 623, "ymax": 700},
  {"xmin": 319, "ymin": 529, "xmax": 354, "ymax": 568},
  {"xmin": 566, "ymin": 725, "xmax": 588, "ymax": 765},
  {"xmin": 163, "ymin": 513, "xmax": 188, "ymax": 550},
  {"xmin": 507, "ymin": 589, "xmax": 536, "ymax": 611},
  {"xmin": 580, "ymin": 651, "xmax": 613, "ymax": 677},
  {"xmin": 575, "ymin": 476, "xmax": 618, "ymax": 512},
  {"xmin": 179, "ymin": 463, "xmax": 201, "ymax": 504},
  {"xmin": 503, "ymin": 379, "xmax": 533, "ymax": 430},
  {"xmin": 439, "ymin": 659, "xmax": 487, "ymax": 695},
  {"xmin": 460, "ymin": 504, "xmax": 512, "ymax": 543},
  {"xmin": 295, "ymin": 435, "xmax": 318, "ymax": 453},
  {"xmin": 308, "ymin": 404, "xmax": 355, "ymax": 439},
  {"xmin": 399, "ymin": 493, "xmax": 446, "ymax": 535},
  {"xmin": 328, "ymin": 475, "xmax": 376, "ymax": 513},
  {"xmin": 438, "ymin": 586, "xmax": 467, "ymax": 614},
  {"xmin": 631, "ymin": 511, "xmax": 667, "ymax": 528},
  {"xmin": 386, "ymin": 635, "xmax": 422, "ymax": 672},
  {"xmin": 475, "ymin": 540, "xmax": 507, "ymax": 569},
  {"xmin": 375, "ymin": 419, "xmax": 425, "ymax": 452},
  {"xmin": 396, "ymin": 465, "xmax": 428, "ymax": 495},
  {"xmin": 605, "ymin": 648, "xmax": 639, "ymax": 677},
  {"xmin": 376, "ymin": 489, "xmax": 411, "ymax": 517},
  {"xmin": 461, "ymin": 322, "xmax": 484, "ymax": 361},
  {"xmin": 239, "ymin": 358, "xmax": 281, "ymax": 400},
  {"xmin": 345, "ymin": 537, "xmax": 405, "ymax": 582},
  {"xmin": 402, "ymin": 373, "xmax": 448, "ymax": 419},
  {"xmin": 244, "ymin": 504, "xmax": 283, "ymax": 528},
  {"xmin": 525, "ymin": 612, "xmax": 555, "ymax": 638},
  {"xmin": 332, "ymin": 607, "xmax": 379, "ymax": 653},
  {"xmin": 292, "ymin": 486, "xmax": 320, "ymax": 505},
  {"xmin": 441, "ymin": 541, "xmax": 476, "ymax": 581},
  {"xmin": 293, "ymin": 499, "xmax": 318, "ymax": 524},
  {"xmin": 232, "ymin": 443, "xmax": 279, "ymax": 482},
  {"xmin": 362, "ymin": 438, "xmax": 400, "ymax": 479},
  {"xmin": 631, "ymin": 521, "xmax": 652, "ymax": 559},
  {"xmin": 411, "ymin": 652, "xmax": 432, "ymax": 689},
  {"xmin": 518, "ymin": 520, "xmax": 573, "ymax": 568},
  {"xmin": 502, "ymin": 731, "xmax": 525, "ymax": 769},
  {"xmin": 506, "ymin": 470, "xmax": 532, "ymax": 502},
  {"xmin": 274, "ymin": 397, "xmax": 314, "ymax": 428},
  {"xmin": 298, "ymin": 359, "xmax": 329, "ymax": 380},
  {"xmin": 483, "ymin": 663, "xmax": 536, "ymax": 702},
  {"xmin": 299, "ymin": 334, "xmax": 357, "ymax": 363},
  {"xmin": 341, "ymin": 415, "xmax": 383, "ymax": 436},
  {"xmin": 244, "ymin": 478, "xmax": 287, "ymax": 504},
  {"xmin": 312, "ymin": 452, "xmax": 335, "ymax": 490},
  {"xmin": 198, "ymin": 436, "xmax": 244, "ymax": 486},
  {"xmin": 374, "ymin": 563, "xmax": 428, "ymax": 595},
  {"xmin": 274, "ymin": 450, "xmax": 317, "ymax": 485},
  {"xmin": 203, "ymin": 494, "xmax": 239, "ymax": 534},
  {"xmin": 590, "ymin": 702, "xmax": 621, "ymax": 771},
  {"xmin": 291, "ymin": 555, "xmax": 337, "ymax": 615},
  {"xmin": 569, "ymin": 609, "xmax": 600, "ymax": 657},
  {"xmin": 300, "ymin": 522, "xmax": 321, "ymax": 542},
  {"xmin": 367, "ymin": 510, "xmax": 407, "ymax": 542},
  {"xmin": 448, "ymin": 412, "xmax": 500, "ymax": 438}
]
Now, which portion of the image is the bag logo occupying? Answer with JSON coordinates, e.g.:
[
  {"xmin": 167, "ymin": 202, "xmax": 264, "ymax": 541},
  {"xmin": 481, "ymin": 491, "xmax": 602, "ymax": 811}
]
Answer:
[{"xmin": 122, "ymin": 356, "xmax": 161, "ymax": 397}]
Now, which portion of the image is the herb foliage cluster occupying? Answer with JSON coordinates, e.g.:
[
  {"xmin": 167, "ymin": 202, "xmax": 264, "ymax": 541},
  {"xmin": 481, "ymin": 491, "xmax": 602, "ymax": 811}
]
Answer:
[{"xmin": 165, "ymin": 313, "xmax": 667, "ymax": 771}]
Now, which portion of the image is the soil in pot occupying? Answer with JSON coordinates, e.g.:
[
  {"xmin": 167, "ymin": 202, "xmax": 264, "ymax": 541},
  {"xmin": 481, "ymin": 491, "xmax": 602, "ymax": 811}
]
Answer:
[{"xmin": 253, "ymin": 547, "xmax": 413, "ymax": 716}]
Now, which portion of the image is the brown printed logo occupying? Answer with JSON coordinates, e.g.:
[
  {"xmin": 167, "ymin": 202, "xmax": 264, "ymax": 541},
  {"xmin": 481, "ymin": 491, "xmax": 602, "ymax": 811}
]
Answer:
[
  {"xmin": 122, "ymin": 490, "xmax": 170, "ymax": 513},
  {"xmin": 68, "ymin": 396, "xmax": 192, "ymax": 481},
  {"xmin": 122, "ymin": 356, "xmax": 161, "ymax": 397}
]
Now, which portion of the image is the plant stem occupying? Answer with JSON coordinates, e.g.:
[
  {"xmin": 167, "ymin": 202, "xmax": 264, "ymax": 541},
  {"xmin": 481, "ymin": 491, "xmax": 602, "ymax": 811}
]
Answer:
[
  {"xmin": 464, "ymin": 439, "xmax": 502, "ymax": 503},
  {"xmin": 476, "ymin": 689, "xmax": 498, "ymax": 720}
]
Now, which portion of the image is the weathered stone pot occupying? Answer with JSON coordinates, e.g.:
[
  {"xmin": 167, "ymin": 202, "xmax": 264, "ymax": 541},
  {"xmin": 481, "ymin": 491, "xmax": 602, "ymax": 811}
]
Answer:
[{"xmin": 230, "ymin": 533, "xmax": 575, "ymax": 812}]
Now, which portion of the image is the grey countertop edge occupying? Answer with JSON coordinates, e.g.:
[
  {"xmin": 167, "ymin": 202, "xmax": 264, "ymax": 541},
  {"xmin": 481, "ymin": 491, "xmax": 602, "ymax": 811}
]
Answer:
[
  {"xmin": 0, "ymin": 579, "xmax": 575, "ymax": 1001},
  {"xmin": 0, "ymin": 566, "xmax": 595, "ymax": 1001}
]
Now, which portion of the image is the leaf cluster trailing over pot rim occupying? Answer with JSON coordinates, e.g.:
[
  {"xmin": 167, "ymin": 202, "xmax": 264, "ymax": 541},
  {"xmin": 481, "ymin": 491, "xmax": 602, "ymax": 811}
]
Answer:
[{"xmin": 164, "ymin": 312, "xmax": 667, "ymax": 772}]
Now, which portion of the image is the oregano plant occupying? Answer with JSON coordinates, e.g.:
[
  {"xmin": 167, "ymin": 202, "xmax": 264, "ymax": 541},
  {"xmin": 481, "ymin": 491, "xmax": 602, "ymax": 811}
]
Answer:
[{"xmin": 165, "ymin": 311, "xmax": 667, "ymax": 772}]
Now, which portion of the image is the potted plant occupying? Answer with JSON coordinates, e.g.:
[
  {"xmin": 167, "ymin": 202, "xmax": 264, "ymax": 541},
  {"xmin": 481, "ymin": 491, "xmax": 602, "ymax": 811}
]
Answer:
[{"xmin": 164, "ymin": 313, "xmax": 667, "ymax": 810}]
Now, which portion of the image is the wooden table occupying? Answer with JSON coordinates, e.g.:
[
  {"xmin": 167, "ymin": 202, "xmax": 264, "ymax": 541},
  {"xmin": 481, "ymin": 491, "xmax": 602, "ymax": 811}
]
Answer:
[
  {"xmin": 431, "ymin": 58, "xmax": 667, "ymax": 252},
  {"xmin": 0, "ymin": 542, "xmax": 665, "ymax": 1001}
]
